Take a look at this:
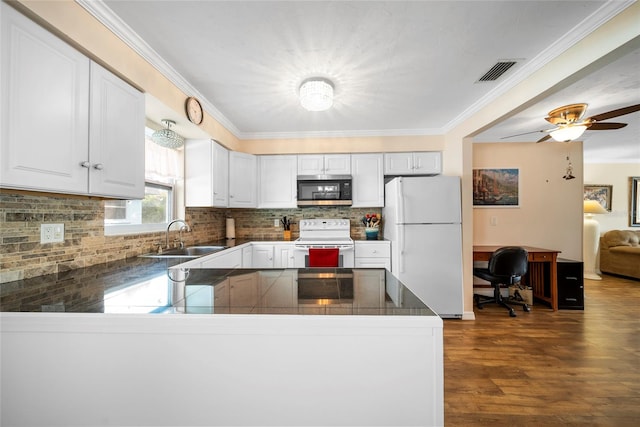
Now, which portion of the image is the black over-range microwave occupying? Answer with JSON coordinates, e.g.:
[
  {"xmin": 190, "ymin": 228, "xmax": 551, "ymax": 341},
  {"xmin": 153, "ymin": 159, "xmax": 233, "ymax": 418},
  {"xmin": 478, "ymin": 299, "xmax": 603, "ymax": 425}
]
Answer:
[{"xmin": 297, "ymin": 175, "xmax": 352, "ymax": 207}]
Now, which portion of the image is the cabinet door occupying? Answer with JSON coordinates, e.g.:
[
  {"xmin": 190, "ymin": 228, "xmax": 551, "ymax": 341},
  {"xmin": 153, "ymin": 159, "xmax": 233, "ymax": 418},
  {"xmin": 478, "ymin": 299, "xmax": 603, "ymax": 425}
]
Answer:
[
  {"xmin": 297, "ymin": 154, "xmax": 324, "ymax": 175},
  {"xmin": 351, "ymin": 154, "xmax": 384, "ymax": 207},
  {"xmin": 383, "ymin": 153, "xmax": 414, "ymax": 175},
  {"xmin": 212, "ymin": 142, "xmax": 229, "ymax": 206},
  {"xmin": 185, "ymin": 140, "xmax": 228, "ymax": 207},
  {"xmin": 229, "ymin": 151, "xmax": 257, "ymax": 207},
  {"xmin": 185, "ymin": 139, "xmax": 213, "ymax": 206},
  {"xmin": 200, "ymin": 247, "xmax": 242, "ymax": 268},
  {"xmin": 89, "ymin": 62, "xmax": 145, "ymax": 199},
  {"xmin": 413, "ymin": 152, "xmax": 442, "ymax": 175},
  {"xmin": 258, "ymin": 155, "xmax": 297, "ymax": 208},
  {"xmin": 324, "ymin": 154, "xmax": 351, "ymax": 174},
  {"xmin": 242, "ymin": 245, "xmax": 253, "ymax": 268},
  {"xmin": 1, "ymin": 4, "xmax": 90, "ymax": 194},
  {"xmin": 252, "ymin": 244, "xmax": 274, "ymax": 268},
  {"xmin": 274, "ymin": 245, "xmax": 296, "ymax": 268}
]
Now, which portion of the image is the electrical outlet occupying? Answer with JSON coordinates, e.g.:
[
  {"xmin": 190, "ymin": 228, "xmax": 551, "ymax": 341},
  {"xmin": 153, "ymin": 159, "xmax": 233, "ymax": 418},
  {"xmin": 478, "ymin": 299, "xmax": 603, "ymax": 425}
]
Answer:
[
  {"xmin": 41, "ymin": 223, "xmax": 64, "ymax": 243},
  {"xmin": 274, "ymin": 219, "xmax": 280, "ymax": 227}
]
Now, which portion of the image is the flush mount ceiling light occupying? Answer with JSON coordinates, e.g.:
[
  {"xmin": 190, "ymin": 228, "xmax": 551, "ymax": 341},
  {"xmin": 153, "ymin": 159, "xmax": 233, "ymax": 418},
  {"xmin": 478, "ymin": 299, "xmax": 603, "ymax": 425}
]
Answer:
[
  {"xmin": 299, "ymin": 78, "xmax": 334, "ymax": 112},
  {"xmin": 550, "ymin": 125, "xmax": 587, "ymax": 142},
  {"xmin": 152, "ymin": 119, "xmax": 184, "ymax": 149}
]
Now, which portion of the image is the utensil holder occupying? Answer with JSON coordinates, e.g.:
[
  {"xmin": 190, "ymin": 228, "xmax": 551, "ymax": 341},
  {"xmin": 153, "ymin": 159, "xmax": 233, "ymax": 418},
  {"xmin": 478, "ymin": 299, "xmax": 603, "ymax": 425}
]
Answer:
[
  {"xmin": 365, "ymin": 227, "xmax": 379, "ymax": 240},
  {"xmin": 283, "ymin": 230, "xmax": 292, "ymax": 241}
]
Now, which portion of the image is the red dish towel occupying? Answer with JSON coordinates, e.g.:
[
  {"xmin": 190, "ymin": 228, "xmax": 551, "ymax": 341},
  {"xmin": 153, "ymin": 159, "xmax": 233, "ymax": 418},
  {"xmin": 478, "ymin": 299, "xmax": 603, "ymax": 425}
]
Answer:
[{"xmin": 308, "ymin": 248, "xmax": 339, "ymax": 267}]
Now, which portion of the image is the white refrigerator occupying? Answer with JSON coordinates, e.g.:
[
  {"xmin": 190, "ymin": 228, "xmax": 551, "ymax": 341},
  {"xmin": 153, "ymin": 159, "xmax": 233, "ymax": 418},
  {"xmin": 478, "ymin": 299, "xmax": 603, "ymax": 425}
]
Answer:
[{"xmin": 383, "ymin": 176, "xmax": 463, "ymax": 318}]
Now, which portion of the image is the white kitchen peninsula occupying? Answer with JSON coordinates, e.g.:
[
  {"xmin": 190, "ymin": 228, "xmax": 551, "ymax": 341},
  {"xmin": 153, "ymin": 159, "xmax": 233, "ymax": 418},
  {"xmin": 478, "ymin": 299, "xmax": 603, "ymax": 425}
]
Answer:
[{"xmin": 1, "ymin": 266, "xmax": 443, "ymax": 427}]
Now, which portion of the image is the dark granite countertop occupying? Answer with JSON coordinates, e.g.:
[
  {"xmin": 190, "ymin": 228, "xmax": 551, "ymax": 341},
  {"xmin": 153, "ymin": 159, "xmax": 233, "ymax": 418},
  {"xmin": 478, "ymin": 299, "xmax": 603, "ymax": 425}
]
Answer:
[{"xmin": 1, "ymin": 255, "xmax": 434, "ymax": 316}]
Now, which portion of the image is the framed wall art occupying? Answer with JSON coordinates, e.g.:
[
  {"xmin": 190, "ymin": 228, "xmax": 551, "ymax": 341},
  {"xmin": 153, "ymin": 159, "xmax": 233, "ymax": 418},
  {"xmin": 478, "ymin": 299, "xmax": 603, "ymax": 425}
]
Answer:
[
  {"xmin": 584, "ymin": 184, "xmax": 612, "ymax": 212},
  {"xmin": 630, "ymin": 177, "xmax": 639, "ymax": 227},
  {"xmin": 472, "ymin": 168, "xmax": 519, "ymax": 207}
]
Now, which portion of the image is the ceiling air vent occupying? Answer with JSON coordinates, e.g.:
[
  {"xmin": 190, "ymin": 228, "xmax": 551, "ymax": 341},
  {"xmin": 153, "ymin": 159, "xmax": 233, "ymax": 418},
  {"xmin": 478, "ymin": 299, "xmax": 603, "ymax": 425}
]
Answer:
[{"xmin": 477, "ymin": 60, "xmax": 518, "ymax": 82}]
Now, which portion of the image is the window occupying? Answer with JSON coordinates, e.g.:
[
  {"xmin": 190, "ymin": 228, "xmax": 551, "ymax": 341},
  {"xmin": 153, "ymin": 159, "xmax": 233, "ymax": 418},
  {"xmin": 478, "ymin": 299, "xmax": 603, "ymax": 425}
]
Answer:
[{"xmin": 105, "ymin": 127, "xmax": 184, "ymax": 235}]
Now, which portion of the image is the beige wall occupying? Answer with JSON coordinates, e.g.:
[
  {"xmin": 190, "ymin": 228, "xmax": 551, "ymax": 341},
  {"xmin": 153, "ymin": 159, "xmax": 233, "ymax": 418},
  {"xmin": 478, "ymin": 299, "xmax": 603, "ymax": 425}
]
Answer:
[
  {"xmin": 584, "ymin": 163, "xmax": 640, "ymax": 232},
  {"xmin": 473, "ymin": 142, "xmax": 584, "ymax": 261}
]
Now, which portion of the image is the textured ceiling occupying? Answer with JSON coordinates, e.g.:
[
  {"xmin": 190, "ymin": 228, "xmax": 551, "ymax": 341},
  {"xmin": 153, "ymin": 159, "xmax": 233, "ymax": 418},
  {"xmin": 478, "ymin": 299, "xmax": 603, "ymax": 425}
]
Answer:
[{"xmin": 96, "ymin": 0, "xmax": 639, "ymax": 162}]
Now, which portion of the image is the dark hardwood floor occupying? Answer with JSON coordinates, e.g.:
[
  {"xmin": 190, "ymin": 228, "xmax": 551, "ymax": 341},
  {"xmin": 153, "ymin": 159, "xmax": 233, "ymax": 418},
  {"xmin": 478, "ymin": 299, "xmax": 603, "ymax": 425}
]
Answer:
[{"xmin": 444, "ymin": 274, "xmax": 640, "ymax": 426}]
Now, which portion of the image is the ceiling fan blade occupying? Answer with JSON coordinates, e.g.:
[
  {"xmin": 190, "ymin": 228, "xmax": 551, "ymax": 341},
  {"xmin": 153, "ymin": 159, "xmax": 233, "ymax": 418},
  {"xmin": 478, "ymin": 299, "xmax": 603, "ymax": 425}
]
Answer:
[
  {"xmin": 500, "ymin": 129, "xmax": 547, "ymax": 139},
  {"xmin": 536, "ymin": 134, "xmax": 552, "ymax": 143},
  {"xmin": 586, "ymin": 104, "xmax": 640, "ymax": 122},
  {"xmin": 588, "ymin": 122, "xmax": 628, "ymax": 130}
]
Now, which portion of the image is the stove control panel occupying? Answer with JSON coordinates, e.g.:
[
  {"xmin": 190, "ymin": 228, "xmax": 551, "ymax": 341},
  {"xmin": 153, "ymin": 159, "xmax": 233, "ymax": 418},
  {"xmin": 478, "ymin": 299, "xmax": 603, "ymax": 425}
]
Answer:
[{"xmin": 299, "ymin": 219, "xmax": 350, "ymax": 231}]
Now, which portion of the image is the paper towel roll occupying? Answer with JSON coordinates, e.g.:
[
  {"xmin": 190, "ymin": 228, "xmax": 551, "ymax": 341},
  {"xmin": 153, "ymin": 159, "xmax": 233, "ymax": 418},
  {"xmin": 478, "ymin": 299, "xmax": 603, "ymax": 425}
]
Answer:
[{"xmin": 226, "ymin": 218, "xmax": 235, "ymax": 239}]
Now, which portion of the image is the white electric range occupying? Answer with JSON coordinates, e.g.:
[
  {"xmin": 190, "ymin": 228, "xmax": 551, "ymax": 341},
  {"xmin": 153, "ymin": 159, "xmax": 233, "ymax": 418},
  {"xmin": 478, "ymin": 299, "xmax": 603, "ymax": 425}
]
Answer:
[{"xmin": 293, "ymin": 218, "xmax": 354, "ymax": 268}]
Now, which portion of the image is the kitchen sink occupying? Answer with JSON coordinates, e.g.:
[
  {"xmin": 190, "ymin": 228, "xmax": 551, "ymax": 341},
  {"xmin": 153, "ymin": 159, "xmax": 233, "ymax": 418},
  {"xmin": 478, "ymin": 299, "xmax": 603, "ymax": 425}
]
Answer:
[{"xmin": 140, "ymin": 245, "xmax": 228, "ymax": 259}]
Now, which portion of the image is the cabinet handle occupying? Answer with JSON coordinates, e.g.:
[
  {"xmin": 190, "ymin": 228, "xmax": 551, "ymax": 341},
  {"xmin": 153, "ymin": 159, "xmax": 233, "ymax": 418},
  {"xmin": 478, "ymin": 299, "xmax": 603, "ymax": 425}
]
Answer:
[
  {"xmin": 80, "ymin": 161, "xmax": 90, "ymax": 168},
  {"xmin": 229, "ymin": 195, "xmax": 234, "ymax": 198},
  {"xmin": 93, "ymin": 163, "xmax": 104, "ymax": 170}
]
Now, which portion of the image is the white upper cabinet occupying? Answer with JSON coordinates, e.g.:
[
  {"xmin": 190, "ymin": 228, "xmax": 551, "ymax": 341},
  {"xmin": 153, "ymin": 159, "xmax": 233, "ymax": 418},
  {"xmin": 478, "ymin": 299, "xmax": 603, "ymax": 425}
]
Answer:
[
  {"xmin": 0, "ymin": 4, "xmax": 144, "ymax": 198},
  {"xmin": 297, "ymin": 154, "xmax": 351, "ymax": 175},
  {"xmin": 351, "ymin": 153, "xmax": 384, "ymax": 207},
  {"xmin": 88, "ymin": 62, "xmax": 145, "ymax": 199},
  {"xmin": 185, "ymin": 139, "xmax": 229, "ymax": 207},
  {"xmin": 258, "ymin": 155, "xmax": 297, "ymax": 208},
  {"xmin": 229, "ymin": 151, "xmax": 257, "ymax": 207},
  {"xmin": 384, "ymin": 152, "xmax": 442, "ymax": 176}
]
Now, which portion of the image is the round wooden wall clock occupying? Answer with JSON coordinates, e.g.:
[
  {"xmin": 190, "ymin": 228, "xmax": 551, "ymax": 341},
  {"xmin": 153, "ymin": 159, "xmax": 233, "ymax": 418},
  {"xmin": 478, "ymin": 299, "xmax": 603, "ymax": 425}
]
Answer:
[{"xmin": 185, "ymin": 96, "xmax": 203, "ymax": 125}]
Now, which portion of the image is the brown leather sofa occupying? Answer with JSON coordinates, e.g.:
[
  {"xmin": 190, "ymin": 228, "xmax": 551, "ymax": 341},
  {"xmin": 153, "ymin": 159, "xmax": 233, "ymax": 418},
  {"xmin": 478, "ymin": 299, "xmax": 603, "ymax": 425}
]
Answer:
[{"xmin": 599, "ymin": 230, "xmax": 640, "ymax": 280}]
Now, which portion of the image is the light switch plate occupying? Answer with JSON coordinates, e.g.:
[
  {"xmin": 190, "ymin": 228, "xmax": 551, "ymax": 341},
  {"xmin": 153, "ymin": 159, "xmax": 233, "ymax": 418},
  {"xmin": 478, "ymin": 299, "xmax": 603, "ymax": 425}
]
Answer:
[{"xmin": 41, "ymin": 223, "xmax": 64, "ymax": 243}]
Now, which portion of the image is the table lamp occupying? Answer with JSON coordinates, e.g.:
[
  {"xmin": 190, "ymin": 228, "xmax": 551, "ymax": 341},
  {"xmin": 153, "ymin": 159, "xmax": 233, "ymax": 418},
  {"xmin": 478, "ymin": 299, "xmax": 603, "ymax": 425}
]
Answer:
[{"xmin": 583, "ymin": 200, "xmax": 608, "ymax": 280}]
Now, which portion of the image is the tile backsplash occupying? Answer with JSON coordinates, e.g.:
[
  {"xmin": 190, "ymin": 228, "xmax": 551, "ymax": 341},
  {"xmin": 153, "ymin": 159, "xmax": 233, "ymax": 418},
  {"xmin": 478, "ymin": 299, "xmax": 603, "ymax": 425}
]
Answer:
[{"xmin": 0, "ymin": 191, "xmax": 381, "ymax": 283}]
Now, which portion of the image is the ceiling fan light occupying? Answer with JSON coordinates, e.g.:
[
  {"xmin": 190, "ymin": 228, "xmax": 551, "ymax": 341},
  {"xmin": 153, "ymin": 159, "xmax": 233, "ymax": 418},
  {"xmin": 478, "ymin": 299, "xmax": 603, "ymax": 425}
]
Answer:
[
  {"xmin": 550, "ymin": 125, "xmax": 587, "ymax": 142},
  {"xmin": 152, "ymin": 119, "xmax": 184, "ymax": 149},
  {"xmin": 299, "ymin": 78, "xmax": 334, "ymax": 112}
]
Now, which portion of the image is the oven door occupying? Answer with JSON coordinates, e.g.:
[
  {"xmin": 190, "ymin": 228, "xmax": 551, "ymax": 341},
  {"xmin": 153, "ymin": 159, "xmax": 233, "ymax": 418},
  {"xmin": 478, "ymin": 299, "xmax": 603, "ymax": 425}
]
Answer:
[{"xmin": 293, "ymin": 245, "xmax": 355, "ymax": 268}]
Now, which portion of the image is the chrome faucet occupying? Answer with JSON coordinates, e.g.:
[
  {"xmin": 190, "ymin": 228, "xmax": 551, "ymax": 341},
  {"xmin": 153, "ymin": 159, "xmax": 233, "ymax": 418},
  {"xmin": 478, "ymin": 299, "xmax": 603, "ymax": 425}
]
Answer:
[{"xmin": 166, "ymin": 219, "xmax": 191, "ymax": 249}]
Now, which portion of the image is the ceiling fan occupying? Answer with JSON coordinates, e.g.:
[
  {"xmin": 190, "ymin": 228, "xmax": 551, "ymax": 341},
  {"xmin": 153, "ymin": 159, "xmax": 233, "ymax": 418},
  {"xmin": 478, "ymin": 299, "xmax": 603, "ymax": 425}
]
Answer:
[{"xmin": 502, "ymin": 103, "xmax": 640, "ymax": 143}]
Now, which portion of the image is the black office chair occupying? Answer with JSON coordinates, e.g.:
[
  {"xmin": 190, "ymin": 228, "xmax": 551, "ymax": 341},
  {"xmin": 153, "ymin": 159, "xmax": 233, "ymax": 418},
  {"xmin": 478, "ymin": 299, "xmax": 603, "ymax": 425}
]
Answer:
[{"xmin": 473, "ymin": 246, "xmax": 531, "ymax": 317}]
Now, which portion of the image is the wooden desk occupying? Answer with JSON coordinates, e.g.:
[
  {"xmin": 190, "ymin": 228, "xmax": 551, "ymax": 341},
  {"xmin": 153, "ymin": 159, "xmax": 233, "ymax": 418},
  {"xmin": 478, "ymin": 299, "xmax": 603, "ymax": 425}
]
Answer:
[{"xmin": 473, "ymin": 245, "xmax": 560, "ymax": 311}]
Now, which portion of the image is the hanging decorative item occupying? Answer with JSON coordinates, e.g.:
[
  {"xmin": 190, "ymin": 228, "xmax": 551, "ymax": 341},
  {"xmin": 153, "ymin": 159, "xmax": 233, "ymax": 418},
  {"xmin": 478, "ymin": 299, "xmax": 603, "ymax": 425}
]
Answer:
[
  {"xmin": 151, "ymin": 119, "xmax": 184, "ymax": 149},
  {"xmin": 562, "ymin": 155, "xmax": 575, "ymax": 180}
]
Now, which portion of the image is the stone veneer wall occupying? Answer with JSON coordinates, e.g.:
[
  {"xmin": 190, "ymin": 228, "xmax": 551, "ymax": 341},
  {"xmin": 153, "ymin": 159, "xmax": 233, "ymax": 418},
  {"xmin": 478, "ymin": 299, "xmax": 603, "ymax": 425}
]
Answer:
[
  {"xmin": 0, "ymin": 191, "xmax": 381, "ymax": 283},
  {"xmin": 227, "ymin": 207, "xmax": 381, "ymax": 241},
  {"xmin": 0, "ymin": 191, "xmax": 226, "ymax": 283}
]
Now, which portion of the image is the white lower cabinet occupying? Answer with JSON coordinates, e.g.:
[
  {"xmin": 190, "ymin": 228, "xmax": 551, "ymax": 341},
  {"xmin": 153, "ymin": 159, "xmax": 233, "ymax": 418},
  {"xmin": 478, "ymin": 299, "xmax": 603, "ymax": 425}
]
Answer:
[
  {"xmin": 354, "ymin": 241, "xmax": 391, "ymax": 270},
  {"xmin": 242, "ymin": 245, "xmax": 253, "ymax": 268},
  {"xmin": 252, "ymin": 244, "xmax": 274, "ymax": 268},
  {"xmin": 274, "ymin": 244, "xmax": 296, "ymax": 268},
  {"xmin": 199, "ymin": 247, "xmax": 242, "ymax": 269}
]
